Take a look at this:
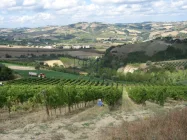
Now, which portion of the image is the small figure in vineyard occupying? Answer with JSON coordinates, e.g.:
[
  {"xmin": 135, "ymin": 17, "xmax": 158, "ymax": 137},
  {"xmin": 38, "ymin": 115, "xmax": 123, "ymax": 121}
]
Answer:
[
  {"xmin": 97, "ymin": 99, "xmax": 104, "ymax": 106},
  {"xmin": 142, "ymin": 92, "xmax": 147, "ymax": 106}
]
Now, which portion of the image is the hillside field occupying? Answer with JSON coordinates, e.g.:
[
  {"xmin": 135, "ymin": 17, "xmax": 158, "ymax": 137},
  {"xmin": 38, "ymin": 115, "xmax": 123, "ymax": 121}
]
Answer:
[
  {"xmin": 13, "ymin": 69, "xmax": 90, "ymax": 80},
  {"xmin": 1, "ymin": 37, "xmax": 187, "ymax": 140},
  {"xmin": 0, "ymin": 47, "xmax": 103, "ymax": 59}
]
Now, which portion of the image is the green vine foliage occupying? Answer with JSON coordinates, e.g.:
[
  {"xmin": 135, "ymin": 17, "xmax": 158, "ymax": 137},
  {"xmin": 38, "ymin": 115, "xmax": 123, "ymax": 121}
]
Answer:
[
  {"xmin": 0, "ymin": 85, "xmax": 122, "ymax": 114},
  {"xmin": 127, "ymin": 86, "xmax": 187, "ymax": 106}
]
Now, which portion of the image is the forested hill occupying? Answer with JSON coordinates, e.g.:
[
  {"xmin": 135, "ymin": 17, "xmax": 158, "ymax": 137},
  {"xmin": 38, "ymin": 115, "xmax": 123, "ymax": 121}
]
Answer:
[{"xmin": 102, "ymin": 37, "xmax": 187, "ymax": 68}]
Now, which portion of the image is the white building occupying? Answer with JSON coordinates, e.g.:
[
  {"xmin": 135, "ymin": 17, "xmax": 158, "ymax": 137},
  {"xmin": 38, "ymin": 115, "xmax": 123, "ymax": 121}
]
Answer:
[
  {"xmin": 43, "ymin": 46, "xmax": 53, "ymax": 49},
  {"xmin": 72, "ymin": 46, "xmax": 82, "ymax": 49},
  {"xmin": 84, "ymin": 45, "xmax": 90, "ymax": 49},
  {"xmin": 63, "ymin": 46, "xmax": 71, "ymax": 49}
]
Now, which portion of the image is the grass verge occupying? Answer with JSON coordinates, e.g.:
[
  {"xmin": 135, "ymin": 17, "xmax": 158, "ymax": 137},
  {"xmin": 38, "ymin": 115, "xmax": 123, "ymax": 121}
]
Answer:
[{"xmin": 100, "ymin": 108, "xmax": 187, "ymax": 140}]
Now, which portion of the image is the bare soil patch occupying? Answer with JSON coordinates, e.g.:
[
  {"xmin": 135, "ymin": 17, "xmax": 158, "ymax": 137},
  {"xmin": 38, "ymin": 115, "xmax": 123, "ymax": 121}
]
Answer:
[
  {"xmin": 161, "ymin": 31, "xmax": 179, "ymax": 37},
  {"xmin": 44, "ymin": 60, "xmax": 64, "ymax": 67},
  {"xmin": 7, "ymin": 65, "xmax": 35, "ymax": 70},
  {"xmin": 118, "ymin": 65, "xmax": 139, "ymax": 74}
]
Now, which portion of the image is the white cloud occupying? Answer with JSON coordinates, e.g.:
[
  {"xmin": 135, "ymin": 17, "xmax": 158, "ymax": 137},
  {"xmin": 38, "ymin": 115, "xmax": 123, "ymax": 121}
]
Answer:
[
  {"xmin": 8, "ymin": 6, "xmax": 22, "ymax": 11},
  {"xmin": 3, "ymin": 0, "xmax": 83, "ymax": 12},
  {"xmin": 23, "ymin": 0, "xmax": 36, "ymax": 6},
  {"xmin": 0, "ymin": 0, "xmax": 187, "ymax": 27},
  {"xmin": 10, "ymin": 13, "xmax": 54, "ymax": 23},
  {"xmin": 0, "ymin": 16, "xmax": 4, "ymax": 23},
  {"xmin": 43, "ymin": 0, "xmax": 83, "ymax": 10},
  {"xmin": 56, "ymin": 0, "xmax": 187, "ymax": 22},
  {"xmin": 182, "ymin": 5, "xmax": 187, "ymax": 9},
  {"xmin": 91, "ymin": 0, "xmax": 155, "ymax": 5},
  {"xmin": 171, "ymin": 0, "xmax": 187, "ymax": 8},
  {"xmin": 56, "ymin": 3, "xmax": 99, "ymax": 16},
  {"xmin": 152, "ymin": 1, "xmax": 166, "ymax": 7},
  {"xmin": 149, "ymin": 0, "xmax": 187, "ymax": 16},
  {"xmin": 37, "ymin": 13, "xmax": 54, "ymax": 20},
  {"xmin": 0, "ymin": 0, "xmax": 16, "ymax": 9}
]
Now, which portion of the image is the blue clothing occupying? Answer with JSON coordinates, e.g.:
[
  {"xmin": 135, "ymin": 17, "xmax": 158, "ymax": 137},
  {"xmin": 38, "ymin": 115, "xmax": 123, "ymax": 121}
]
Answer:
[{"xmin": 97, "ymin": 101, "xmax": 103, "ymax": 106}]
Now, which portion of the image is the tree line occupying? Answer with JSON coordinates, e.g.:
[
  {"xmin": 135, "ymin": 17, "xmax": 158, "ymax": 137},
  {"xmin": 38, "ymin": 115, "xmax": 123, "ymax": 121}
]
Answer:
[{"xmin": 0, "ymin": 64, "xmax": 14, "ymax": 81}]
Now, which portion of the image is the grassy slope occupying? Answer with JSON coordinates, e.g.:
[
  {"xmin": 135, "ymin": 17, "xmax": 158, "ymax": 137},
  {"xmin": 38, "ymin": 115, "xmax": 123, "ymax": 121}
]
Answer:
[
  {"xmin": 2, "ymin": 62, "xmax": 86, "ymax": 79},
  {"xmin": 111, "ymin": 40, "xmax": 187, "ymax": 58},
  {"xmin": 111, "ymin": 40, "xmax": 169, "ymax": 57},
  {"xmin": 14, "ymin": 69, "xmax": 90, "ymax": 80},
  {"xmin": 101, "ymin": 108, "xmax": 187, "ymax": 140},
  {"xmin": 60, "ymin": 57, "xmax": 82, "ymax": 68},
  {"xmin": 2, "ymin": 61, "xmax": 103, "ymax": 81}
]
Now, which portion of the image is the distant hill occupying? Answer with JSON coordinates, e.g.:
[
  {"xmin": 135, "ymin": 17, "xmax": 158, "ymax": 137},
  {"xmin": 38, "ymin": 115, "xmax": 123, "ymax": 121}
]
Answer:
[
  {"xmin": 0, "ymin": 21, "xmax": 187, "ymax": 46},
  {"xmin": 111, "ymin": 40, "xmax": 169, "ymax": 57},
  {"xmin": 110, "ymin": 38, "xmax": 187, "ymax": 58},
  {"xmin": 101, "ymin": 38, "xmax": 187, "ymax": 69}
]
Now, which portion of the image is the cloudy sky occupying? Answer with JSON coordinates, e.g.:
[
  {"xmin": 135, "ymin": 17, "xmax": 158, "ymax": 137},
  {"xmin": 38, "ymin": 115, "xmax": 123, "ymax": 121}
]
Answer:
[{"xmin": 0, "ymin": 0, "xmax": 187, "ymax": 28}]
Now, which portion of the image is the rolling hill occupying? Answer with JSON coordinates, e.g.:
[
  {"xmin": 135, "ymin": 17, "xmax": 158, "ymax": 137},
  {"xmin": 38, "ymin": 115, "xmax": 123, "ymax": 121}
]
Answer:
[
  {"xmin": 1, "ymin": 21, "xmax": 187, "ymax": 47},
  {"xmin": 110, "ymin": 38, "xmax": 187, "ymax": 58}
]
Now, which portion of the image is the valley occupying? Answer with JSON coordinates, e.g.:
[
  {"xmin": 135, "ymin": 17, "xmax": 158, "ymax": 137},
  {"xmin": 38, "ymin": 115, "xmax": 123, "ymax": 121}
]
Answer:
[{"xmin": 0, "ymin": 22, "xmax": 187, "ymax": 140}]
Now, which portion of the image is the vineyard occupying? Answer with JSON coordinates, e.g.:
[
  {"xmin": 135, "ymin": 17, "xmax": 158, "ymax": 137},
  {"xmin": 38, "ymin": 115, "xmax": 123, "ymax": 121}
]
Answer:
[
  {"xmin": 127, "ymin": 86, "xmax": 187, "ymax": 106},
  {"xmin": 0, "ymin": 79, "xmax": 122, "ymax": 117},
  {"xmin": 156, "ymin": 60, "xmax": 187, "ymax": 68},
  {"xmin": 9, "ymin": 77, "xmax": 177, "ymax": 87},
  {"xmin": 7, "ymin": 78, "xmax": 114, "ymax": 86},
  {"xmin": 1, "ymin": 59, "xmax": 187, "ymax": 140}
]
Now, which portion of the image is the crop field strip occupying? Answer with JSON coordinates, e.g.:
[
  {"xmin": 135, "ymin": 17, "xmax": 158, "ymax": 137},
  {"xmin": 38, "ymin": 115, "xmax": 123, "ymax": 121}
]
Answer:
[
  {"xmin": 157, "ymin": 60, "xmax": 187, "ymax": 67},
  {"xmin": 8, "ymin": 77, "xmax": 184, "ymax": 87},
  {"xmin": 7, "ymin": 78, "xmax": 112, "ymax": 86}
]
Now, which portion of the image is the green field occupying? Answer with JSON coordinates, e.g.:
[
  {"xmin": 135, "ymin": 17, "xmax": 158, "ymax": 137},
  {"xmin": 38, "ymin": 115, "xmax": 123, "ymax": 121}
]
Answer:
[
  {"xmin": 13, "ymin": 69, "xmax": 104, "ymax": 82},
  {"xmin": 14, "ymin": 69, "xmax": 91, "ymax": 80},
  {"xmin": 2, "ymin": 62, "xmax": 24, "ymax": 66},
  {"xmin": 0, "ymin": 61, "xmax": 103, "ymax": 81}
]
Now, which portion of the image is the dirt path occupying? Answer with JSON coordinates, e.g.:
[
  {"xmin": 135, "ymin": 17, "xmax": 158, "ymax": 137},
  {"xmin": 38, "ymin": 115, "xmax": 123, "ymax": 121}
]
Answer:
[
  {"xmin": 120, "ymin": 87, "xmax": 153, "ymax": 122},
  {"xmin": 121, "ymin": 86, "xmax": 139, "ymax": 112}
]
